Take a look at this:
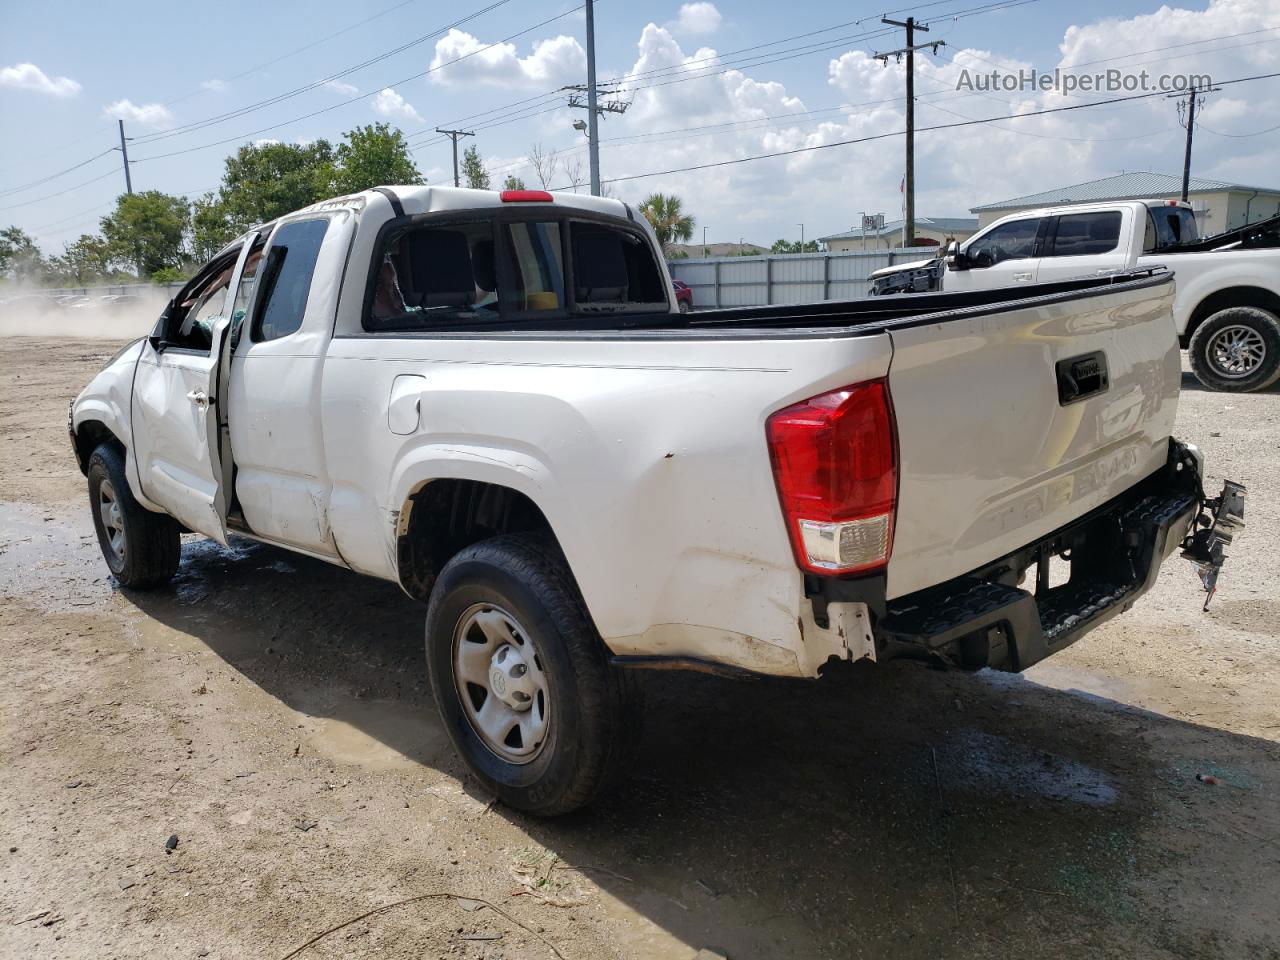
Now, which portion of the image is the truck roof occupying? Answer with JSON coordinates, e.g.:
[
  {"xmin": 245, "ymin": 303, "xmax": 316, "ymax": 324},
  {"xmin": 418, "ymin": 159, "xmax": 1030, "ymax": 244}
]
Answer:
[{"xmin": 366, "ymin": 184, "xmax": 633, "ymax": 220}]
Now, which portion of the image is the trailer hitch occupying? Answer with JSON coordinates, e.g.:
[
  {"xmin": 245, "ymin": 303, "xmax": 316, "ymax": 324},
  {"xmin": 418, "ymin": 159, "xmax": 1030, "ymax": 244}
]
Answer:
[{"xmin": 1180, "ymin": 479, "xmax": 1246, "ymax": 610}]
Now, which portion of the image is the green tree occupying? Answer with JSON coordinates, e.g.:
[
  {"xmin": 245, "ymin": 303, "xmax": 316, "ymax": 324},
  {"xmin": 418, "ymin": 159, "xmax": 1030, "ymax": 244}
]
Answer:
[
  {"xmin": 191, "ymin": 192, "xmax": 235, "ymax": 264},
  {"xmin": 216, "ymin": 140, "xmax": 335, "ymax": 231},
  {"xmin": 49, "ymin": 233, "xmax": 112, "ymax": 285},
  {"xmin": 502, "ymin": 174, "xmax": 526, "ymax": 191},
  {"xmin": 0, "ymin": 225, "xmax": 46, "ymax": 284},
  {"xmin": 462, "ymin": 144, "xmax": 490, "ymax": 190},
  {"xmin": 150, "ymin": 265, "xmax": 189, "ymax": 284},
  {"xmin": 99, "ymin": 191, "xmax": 190, "ymax": 277},
  {"xmin": 329, "ymin": 123, "xmax": 423, "ymax": 195},
  {"xmin": 770, "ymin": 238, "xmax": 819, "ymax": 254},
  {"xmin": 639, "ymin": 194, "xmax": 695, "ymax": 249}
]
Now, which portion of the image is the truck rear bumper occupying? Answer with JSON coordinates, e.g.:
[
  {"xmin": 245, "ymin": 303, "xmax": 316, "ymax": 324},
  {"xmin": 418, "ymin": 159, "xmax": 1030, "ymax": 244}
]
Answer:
[{"xmin": 826, "ymin": 441, "xmax": 1208, "ymax": 672}]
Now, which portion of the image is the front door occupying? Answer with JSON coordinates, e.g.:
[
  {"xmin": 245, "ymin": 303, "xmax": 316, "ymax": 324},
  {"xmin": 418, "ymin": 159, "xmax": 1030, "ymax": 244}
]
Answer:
[
  {"xmin": 947, "ymin": 216, "xmax": 1043, "ymax": 292},
  {"xmin": 131, "ymin": 239, "xmax": 257, "ymax": 544}
]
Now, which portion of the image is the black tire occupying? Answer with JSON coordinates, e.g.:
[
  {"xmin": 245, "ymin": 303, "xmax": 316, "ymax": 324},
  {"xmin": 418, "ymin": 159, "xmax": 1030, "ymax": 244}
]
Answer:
[
  {"xmin": 87, "ymin": 443, "xmax": 181, "ymax": 588},
  {"xmin": 425, "ymin": 534, "xmax": 639, "ymax": 816},
  {"xmin": 1188, "ymin": 306, "xmax": 1280, "ymax": 393}
]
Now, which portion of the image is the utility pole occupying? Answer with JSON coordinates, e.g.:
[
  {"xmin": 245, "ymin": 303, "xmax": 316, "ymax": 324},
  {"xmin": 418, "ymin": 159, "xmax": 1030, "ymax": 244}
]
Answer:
[
  {"xmin": 585, "ymin": 0, "xmax": 600, "ymax": 196},
  {"xmin": 702, "ymin": 225, "xmax": 708, "ymax": 257},
  {"xmin": 116, "ymin": 119, "xmax": 133, "ymax": 195},
  {"xmin": 1170, "ymin": 82, "xmax": 1218, "ymax": 202},
  {"xmin": 876, "ymin": 18, "xmax": 944, "ymax": 247},
  {"xmin": 436, "ymin": 128, "xmax": 474, "ymax": 187},
  {"xmin": 798, "ymin": 224, "xmax": 805, "ymax": 250}
]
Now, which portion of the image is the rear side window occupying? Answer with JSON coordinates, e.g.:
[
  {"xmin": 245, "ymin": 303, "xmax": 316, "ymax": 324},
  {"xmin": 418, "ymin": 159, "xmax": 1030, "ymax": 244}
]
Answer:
[
  {"xmin": 253, "ymin": 218, "xmax": 329, "ymax": 341},
  {"xmin": 1048, "ymin": 211, "xmax": 1122, "ymax": 257}
]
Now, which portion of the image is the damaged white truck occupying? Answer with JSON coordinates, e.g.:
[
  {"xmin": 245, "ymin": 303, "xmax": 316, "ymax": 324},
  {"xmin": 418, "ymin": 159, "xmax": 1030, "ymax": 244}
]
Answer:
[{"xmin": 71, "ymin": 186, "xmax": 1245, "ymax": 815}]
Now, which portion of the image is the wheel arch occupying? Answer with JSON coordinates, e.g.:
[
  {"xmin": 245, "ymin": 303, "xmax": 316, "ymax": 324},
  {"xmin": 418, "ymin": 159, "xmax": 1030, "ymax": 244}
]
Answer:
[
  {"xmin": 394, "ymin": 476, "xmax": 569, "ymax": 605},
  {"xmin": 1182, "ymin": 285, "xmax": 1280, "ymax": 347},
  {"xmin": 72, "ymin": 417, "xmax": 124, "ymax": 475}
]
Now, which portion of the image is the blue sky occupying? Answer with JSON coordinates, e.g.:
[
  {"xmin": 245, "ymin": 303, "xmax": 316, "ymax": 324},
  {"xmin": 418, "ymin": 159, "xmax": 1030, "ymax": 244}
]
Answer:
[{"xmin": 2, "ymin": 0, "xmax": 1278, "ymax": 252}]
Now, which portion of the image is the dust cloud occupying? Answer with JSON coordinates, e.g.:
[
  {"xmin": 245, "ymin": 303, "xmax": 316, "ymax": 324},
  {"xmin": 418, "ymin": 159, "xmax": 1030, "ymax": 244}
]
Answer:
[{"xmin": 0, "ymin": 288, "xmax": 169, "ymax": 339}]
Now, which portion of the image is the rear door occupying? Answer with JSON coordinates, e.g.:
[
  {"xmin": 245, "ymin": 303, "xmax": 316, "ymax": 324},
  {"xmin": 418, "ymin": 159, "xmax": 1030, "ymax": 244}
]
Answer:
[
  {"xmin": 131, "ymin": 237, "xmax": 258, "ymax": 543},
  {"xmin": 884, "ymin": 274, "xmax": 1181, "ymax": 599},
  {"xmin": 1034, "ymin": 209, "xmax": 1132, "ymax": 283},
  {"xmin": 948, "ymin": 216, "xmax": 1044, "ymax": 291}
]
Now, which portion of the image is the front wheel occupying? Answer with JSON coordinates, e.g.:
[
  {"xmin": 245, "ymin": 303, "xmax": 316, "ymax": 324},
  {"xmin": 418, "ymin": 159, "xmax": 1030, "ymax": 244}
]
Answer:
[
  {"xmin": 425, "ymin": 534, "xmax": 638, "ymax": 816},
  {"xmin": 1188, "ymin": 306, "xmax": 1280, "ymax": 392},
  {"xmin": 87, "ymin": 443, "xmax": 181, "ymax": 588}
]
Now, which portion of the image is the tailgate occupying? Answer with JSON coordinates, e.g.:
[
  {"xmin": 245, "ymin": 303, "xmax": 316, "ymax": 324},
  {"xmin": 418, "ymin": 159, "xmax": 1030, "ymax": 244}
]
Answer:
[{"xmin": 884, "ymin": 273, "xmax": 1181, "ymax": 600}]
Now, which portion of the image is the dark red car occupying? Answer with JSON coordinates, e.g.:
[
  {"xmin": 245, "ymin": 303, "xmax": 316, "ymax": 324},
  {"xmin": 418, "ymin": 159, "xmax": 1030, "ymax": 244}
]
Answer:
[{"xmin": 672, "ymin": 279, "xmax": 693, "ymax": 313}]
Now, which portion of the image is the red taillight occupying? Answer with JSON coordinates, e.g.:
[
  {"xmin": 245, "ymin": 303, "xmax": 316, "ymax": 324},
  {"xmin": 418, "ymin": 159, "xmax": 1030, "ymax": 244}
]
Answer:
[
  {"xmin": 765, "ymin": 380, "xmax": 897, "ymax": 575},
  {"xmin": 501, "ymin": 190, "xmax": 553, "ymax": 203}
]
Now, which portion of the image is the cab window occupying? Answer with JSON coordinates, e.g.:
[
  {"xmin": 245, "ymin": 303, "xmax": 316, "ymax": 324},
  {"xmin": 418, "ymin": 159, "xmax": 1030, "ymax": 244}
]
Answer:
[
  {"xmin": 366, "ymin": 220, "xmax": 498, "ymax": 330},
  {"xmin": 164, "ymin": 250, "xmax": 240, "ymax": 352},
  {"xmin": 1047, "ymin": 211, "xmax": 1122, "ymax": 257},
  {"xmin": 967, "ymin": 219, "xmax": 1040, "ymax": 267},
  {"xmin": 252, "ymin": 218, "xmax": 330, "ymax": 342}
]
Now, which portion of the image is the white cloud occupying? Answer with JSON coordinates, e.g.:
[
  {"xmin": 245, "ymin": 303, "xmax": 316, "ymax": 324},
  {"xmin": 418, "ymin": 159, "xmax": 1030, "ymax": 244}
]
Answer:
[
  {"xmin": 103, "ymin": 98, "xmax": 175, "ymax": 130},
  {"xmin": 414, "ymin": 0, "xmax": 1280, "ymax": 242},
  {"xmin": 429, "ymin": 29, "xmax": 585, "ymax": 87},
  {"xmin": 0, "ymin": 62, "xmax": 80, "ymax": 97},
  {"xmin": 325, "ymin": 79, "xmax": 358, "ymax": 96},
  {"xmin": 674, "ymin": 3, "xmax": 722, "ymax": 35},
  {"xmin": 371, "ymin": 87, "xmax": 422, "ymax": 123},
  {"xmin": 253, "ymin": 139, "xmax": 282, "ymax": 147},
  {"xmin": 201, "ymin": 78, "xmax": 227, "ymax": 92}
]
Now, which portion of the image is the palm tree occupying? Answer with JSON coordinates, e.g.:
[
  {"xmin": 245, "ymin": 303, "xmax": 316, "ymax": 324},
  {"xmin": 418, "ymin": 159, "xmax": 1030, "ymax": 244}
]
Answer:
[{"xmin": 640, "ymin": 193, "xmax": 695, "ymax": 251}]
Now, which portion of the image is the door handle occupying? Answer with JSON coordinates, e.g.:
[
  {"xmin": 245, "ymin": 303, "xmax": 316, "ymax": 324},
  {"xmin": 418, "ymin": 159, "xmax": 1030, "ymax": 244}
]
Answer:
[
  {"xmin": 187, "ymin": 390, "xmax": 209, "ymax": 408},
  {"xmin": 1013, "ymin": 272, "xmax": 1033, "ymax": 282}
]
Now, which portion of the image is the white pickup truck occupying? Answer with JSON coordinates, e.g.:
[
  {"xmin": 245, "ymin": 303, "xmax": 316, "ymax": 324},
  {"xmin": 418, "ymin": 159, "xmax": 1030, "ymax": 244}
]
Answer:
[
  {"xmin": 869, "ymin": 200, "xmax": 1280, "ymax": 392},
  {"xmin": 71, "ymin": 186, "xmax": 1244, "ymax": 814}
]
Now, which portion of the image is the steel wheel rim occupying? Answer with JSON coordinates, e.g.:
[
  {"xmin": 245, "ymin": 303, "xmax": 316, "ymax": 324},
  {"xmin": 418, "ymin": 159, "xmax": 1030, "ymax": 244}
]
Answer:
[
  {"xmin": 98, "ymin": 478, "xmax": 126, "ymax": 562},
  {"xmin": 452, "ymin": 603, "xmax": 550, "ymax": 765},
  {"xmin": 1207, "ymin": 324, "xmax": 1267, "ymax": 379}
]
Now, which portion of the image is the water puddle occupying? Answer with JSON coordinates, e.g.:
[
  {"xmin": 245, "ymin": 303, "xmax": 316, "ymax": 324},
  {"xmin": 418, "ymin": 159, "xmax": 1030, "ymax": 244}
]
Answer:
[
  {"xmin": 0, "ymin": 500, "xmax": 115, "ymax": 612},
  {"xmin": 944, "ymin": 727, "xmax": 1118, "ymax": 807}
]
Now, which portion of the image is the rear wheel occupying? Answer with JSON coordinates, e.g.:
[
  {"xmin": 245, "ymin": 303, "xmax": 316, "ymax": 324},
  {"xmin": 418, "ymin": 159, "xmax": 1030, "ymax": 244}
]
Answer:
[
  {"xmin": 1188, "ymin": 306, "xmax": 1280, "ymax": 392},
  {"xmin": 87, "ymin": 443, "xmax": 181, "ymax": 588},
  {"xmin": 425, "ymin": 534, "xmax": 638, "ymax": 816}
]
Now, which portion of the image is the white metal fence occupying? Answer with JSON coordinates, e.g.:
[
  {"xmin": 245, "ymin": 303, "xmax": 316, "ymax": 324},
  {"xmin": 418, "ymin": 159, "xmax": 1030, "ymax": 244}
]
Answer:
[
  {"xmin": 18, "ymin": 282, "xmax": 187, "ymax": 299},
  {"xmin": 667, "ymin": 248, "xmax": 930, "ymax": 308}
]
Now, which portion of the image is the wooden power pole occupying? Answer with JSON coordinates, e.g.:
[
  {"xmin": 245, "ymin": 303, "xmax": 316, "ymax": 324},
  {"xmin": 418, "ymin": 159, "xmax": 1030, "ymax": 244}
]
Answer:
[{"xmin": 876, "ymin": 18, "xmax": 943, "ymax": 247}]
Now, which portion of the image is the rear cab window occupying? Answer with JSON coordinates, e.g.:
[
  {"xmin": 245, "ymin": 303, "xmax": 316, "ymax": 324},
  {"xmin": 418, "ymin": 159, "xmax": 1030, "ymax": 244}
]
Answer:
[
  {"xmin": 1046, "ymin": 211, "xmax": 1122, "ymax": 257},
  {"xmin": 363, "ymin": 211, "xmax": 668, "ymax": 331}
]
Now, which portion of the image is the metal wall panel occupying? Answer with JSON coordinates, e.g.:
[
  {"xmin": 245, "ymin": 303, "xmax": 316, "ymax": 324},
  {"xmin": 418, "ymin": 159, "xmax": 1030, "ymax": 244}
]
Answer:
[{"xmin": 669, "ymin": 249, "xmax": 926, "ymax": 309}]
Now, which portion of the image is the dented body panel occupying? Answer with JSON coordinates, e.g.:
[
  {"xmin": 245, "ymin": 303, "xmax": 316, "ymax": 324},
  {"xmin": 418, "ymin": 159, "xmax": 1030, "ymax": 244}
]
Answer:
[{"xmin": 71, "ymin": 185, "xmax": 1199, "ymax": 680}]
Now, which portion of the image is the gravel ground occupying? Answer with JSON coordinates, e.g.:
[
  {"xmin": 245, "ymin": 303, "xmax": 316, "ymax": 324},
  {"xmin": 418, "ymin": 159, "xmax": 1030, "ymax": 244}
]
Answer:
[{"xmin": 1, "ymin": 336, "xmax": 1278, "ymax": 960}]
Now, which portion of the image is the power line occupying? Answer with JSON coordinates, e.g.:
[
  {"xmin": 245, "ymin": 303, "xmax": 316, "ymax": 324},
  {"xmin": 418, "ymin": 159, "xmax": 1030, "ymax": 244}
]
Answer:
[
  {"xmin": 131, "ymin": 2, "xmax": 588, "ymax": 164},
  {"xmin": 561, "ymin": 69, "xmax": 1280, "ymax": 189},
  {"xmin": 0, "ymin": 169, "xmax": 120, "ymax": 212},
  {"xmin": 160, "ymin": 0, "xmax": 436, "ymax": 109},
  {"xmin": 131, "ymin": 0, "xmax": 516, "ymax": 145},
  {"xmin": 0, "ymin": 148, "xmax": 117, "ymax": 199}
]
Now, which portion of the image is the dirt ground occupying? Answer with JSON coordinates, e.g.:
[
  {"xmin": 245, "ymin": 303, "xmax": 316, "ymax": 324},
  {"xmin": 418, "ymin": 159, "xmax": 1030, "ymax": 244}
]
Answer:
[{"xmin": 2, "ymin": 336, "xmax": 1278, "ymax": 960}]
